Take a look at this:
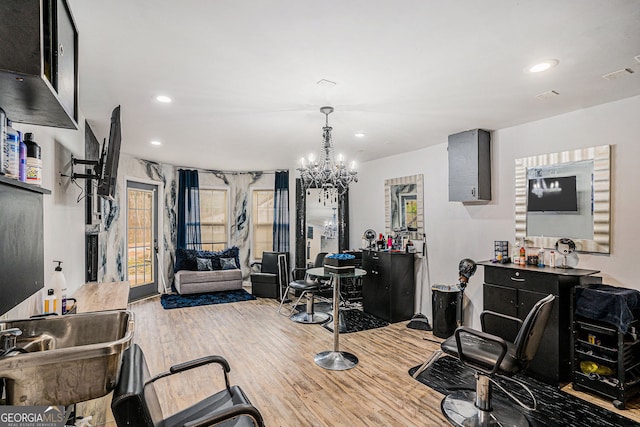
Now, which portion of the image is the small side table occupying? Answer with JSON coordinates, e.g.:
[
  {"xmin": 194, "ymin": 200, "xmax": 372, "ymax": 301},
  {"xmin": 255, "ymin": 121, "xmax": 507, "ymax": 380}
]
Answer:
[{"xmin": 307, "ymin": 267, "xmax": 366, "ymax": 371}]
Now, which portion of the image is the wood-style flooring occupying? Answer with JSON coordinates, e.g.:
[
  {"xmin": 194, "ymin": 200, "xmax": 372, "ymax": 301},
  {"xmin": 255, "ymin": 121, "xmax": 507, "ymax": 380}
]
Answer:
[{"xmin": 85, "ymin": 293, "xmax": 640, "ymax": 426}]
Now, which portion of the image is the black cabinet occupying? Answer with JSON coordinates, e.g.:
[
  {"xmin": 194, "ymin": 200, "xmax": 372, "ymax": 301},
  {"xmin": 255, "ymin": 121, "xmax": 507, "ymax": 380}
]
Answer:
[
  {"xmin": 0, "ymin": 176, "xmax": 51, "ymax": 316},
  {"xmin": 448, "ymin": 129, "xmax": 491, "ymax": 202},
  {"xmin": 0, "ymin": 0, "xmax": 78, "ymax": 129},
  {"xmin": 362, "ymin": 250, "xmax": 415, "ymax": 323},
  {"xmin": 480, "ymin": 262, "xmax": 600, "ymax": 385}
]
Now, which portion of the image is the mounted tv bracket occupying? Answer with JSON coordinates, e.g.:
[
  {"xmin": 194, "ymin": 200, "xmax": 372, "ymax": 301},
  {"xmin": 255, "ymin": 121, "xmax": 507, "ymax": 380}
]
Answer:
[{"xmin": 70, "ymin": 155, "xmax": 101, "ymax": 181}]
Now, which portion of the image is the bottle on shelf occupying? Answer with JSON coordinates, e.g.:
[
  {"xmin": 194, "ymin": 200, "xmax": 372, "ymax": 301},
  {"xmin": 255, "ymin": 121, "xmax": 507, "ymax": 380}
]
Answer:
[
  {"xmin": 512, "ymin": 240, "xmax": 521, "ymax": 264},
  {"xmin": 0, "ymin": 108, "xmax": 6, "ymax": 175},
  {"xmin": 4, "ymin": 119, "xmax": 20, "ymax": 179},
  {"xmin": 24, "ymin": 133, "xmax": 42, "ymax": 186},
  {"xmin": 549, "ymin": 250, "xmax": 556, "ymax": 268},
  {"xmin": 538, "ymin": 247, "xmax": 546, "ymax": 267},
  {"xmin": 18, "ymin": 131, "xmax": 26, "ymax": 182},
  {"xmin": 519, "ymin": 242, "xmax": 526, "ymax": 266}
]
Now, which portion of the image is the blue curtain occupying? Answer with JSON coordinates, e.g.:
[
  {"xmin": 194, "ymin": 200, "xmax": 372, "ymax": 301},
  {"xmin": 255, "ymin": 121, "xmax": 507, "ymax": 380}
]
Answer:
[
  {"xmin": 177, "ymin": 169, "xmax": 202, "ymax": 250},
  {"xmin": 272, "ymin": 170, "xmax": 290, "ymax": 252}
]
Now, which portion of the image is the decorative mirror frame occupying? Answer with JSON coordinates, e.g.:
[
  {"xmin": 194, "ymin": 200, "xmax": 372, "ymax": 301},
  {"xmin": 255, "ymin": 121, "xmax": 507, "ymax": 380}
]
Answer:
[
  {"xmin": 384, "ymin": 174, "xmax": 424, "ymax": 236},
  {"xmin": 294, "ymin": 179, "xmax": 349, "ymax": 279},
  {"xmin": 515, "ymin": 145, "xmax": 611, "ymax": 253}
]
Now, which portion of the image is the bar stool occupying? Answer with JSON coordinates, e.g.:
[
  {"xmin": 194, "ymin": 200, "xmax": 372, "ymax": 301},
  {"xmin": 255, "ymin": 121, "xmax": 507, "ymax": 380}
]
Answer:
[{"xmin": 278, "ymin": 252, "xmax": 330, "ymax": 324}]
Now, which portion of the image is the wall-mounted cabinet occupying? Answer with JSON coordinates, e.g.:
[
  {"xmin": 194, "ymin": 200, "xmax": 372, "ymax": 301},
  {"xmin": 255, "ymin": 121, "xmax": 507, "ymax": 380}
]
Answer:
[
  {"xmin": 0, "ymin": 0, "xmax": 78, "ymax": 129},
  {"xmin": 448, "ymin": 129, "xmax": 491, "ymax": 202}
]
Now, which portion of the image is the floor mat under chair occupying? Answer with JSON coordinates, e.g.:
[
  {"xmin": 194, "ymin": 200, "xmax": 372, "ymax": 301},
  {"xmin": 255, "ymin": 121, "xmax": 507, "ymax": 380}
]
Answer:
[
  {"xmin": 322, "ymin": 309, "xmax": 389, "ymax": 333},
  {"xmin": 160, "ymin": 289, "xmax": 256, "ymax": 309},
  {"xmin": 409, "ymin": 355, "xmax": 639, "ymax": 427}
]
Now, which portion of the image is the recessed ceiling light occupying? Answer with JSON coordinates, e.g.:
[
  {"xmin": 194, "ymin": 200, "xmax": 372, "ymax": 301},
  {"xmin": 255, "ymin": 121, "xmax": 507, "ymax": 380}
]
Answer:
[
  {"xmin": 354, "ymin": 133, "xmax": 365, "ymax": 138},
  {"xmin": 150, "ymin": 140, "xmax": 162, "ymax": 146},
  {"xmin": 155, "ymin": 95, "xmax": 172, "ymax": 103},
  {"xmin": 527, "ymin": 59, "xmax": 559, "ymax": 73}
]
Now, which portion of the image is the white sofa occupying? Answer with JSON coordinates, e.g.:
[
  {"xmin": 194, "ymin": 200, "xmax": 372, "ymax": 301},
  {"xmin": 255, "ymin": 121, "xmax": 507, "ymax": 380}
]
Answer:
[{"xmin": 174, "ymin": 269, "xmax": 243, "ymax": 295}]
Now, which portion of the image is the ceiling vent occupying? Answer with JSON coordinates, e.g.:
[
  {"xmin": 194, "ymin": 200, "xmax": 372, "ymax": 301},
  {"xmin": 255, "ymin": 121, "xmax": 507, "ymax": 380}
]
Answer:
[
  {"xmin": 535, "ymin": 90, "xmax": 559, "ymax": 100},
  {"xmin": 602, "ymin": 68, "xmax": 635, "ymax": 80}
]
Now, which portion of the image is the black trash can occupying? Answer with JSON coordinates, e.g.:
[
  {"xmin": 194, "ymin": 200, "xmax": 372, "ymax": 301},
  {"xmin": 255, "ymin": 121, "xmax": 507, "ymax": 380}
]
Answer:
[{"xmin": 432, "ymin": 284, "xmax": 461, "ymax": 338}]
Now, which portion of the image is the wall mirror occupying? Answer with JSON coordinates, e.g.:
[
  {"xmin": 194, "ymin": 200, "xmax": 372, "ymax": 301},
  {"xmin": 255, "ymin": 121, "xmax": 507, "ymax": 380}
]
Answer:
[
  {"xmin": 515, "ymin": 145, "xmax": 610, "ymax": 253},
  {"xmin": 384, "ymin": 174, "xmax": 424, "ymax": 237},
  {"xmin": 294, "ymin": 179, "xmax": 349, "ymax": 278}
]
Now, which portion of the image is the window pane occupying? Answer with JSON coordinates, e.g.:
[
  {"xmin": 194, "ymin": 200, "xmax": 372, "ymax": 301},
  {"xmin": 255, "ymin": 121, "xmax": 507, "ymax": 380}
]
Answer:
[
  {"xmin": 252, "ymin": 190, "xmax": 274, "ymax": 259},
  {"xmin": 199, "ymin": 188, "xmax": 228, "ymax": 248}
]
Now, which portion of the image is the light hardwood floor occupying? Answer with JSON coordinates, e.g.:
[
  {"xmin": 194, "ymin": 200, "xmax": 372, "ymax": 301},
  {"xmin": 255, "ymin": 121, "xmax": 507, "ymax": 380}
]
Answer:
[{"xmin": 88, "ymin": 294, "xmax": 640, "ymax": 426}]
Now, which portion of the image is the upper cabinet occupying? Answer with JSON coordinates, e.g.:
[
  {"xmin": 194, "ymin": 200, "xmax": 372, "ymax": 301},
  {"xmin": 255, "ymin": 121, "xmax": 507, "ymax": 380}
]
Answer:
[
  {"xmin": 448, "ymin": 129, "xmax": 491, "ymax": 202},
  {"xmin": 0, "ymin": 0, "xmax": 78, "ymax": 129}
]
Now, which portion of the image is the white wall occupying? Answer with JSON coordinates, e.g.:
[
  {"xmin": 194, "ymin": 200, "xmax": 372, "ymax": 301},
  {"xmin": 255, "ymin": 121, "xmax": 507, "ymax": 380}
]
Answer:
[
  {"xmin": 350, "ymin": 95, "xmax": 640, "ymax": 328},
  {"xmin": 2, "ymin": 120, "xmax": 86, "ymax": 319}
]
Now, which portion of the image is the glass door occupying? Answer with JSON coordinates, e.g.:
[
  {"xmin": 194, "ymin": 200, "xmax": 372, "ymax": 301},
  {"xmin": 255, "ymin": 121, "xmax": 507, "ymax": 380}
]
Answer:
[{"xmin": 126, "ymin": 181, "xmax": 158, "ymax": 301}]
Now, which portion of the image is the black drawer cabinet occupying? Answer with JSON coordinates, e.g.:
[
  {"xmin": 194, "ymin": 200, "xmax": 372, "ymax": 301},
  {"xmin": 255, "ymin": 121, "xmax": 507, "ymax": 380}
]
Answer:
[
  {"xmin": 480, "ymin": 262, "xmax": 600, "ymax": 385},
  {"xmin": 362, "ymin": 250, "xmax": 415, "ymax": 323}
]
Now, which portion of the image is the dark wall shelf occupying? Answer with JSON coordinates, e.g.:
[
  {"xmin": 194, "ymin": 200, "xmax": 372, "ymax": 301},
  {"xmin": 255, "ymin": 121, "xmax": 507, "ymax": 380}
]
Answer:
[{"xmin": 0, "ymin": 175, "xmax": 51, "ymax": 194}]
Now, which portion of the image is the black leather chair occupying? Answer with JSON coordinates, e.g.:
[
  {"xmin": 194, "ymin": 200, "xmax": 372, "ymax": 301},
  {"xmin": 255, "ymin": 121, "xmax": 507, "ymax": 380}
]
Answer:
[
  {"xmin": 111, "ymin": 344, "xmax": 264, "ymax": 427},
  {"xmin": 249, "ymin": 251, "xmax": 289, "ymax": 300},
  {"xmin": 414, "ymin": 293, "xmax": 555, "ymax": 427},
  {"xmin": 277, "ymin": 252, "xmax": 330, "ymax": 324}
]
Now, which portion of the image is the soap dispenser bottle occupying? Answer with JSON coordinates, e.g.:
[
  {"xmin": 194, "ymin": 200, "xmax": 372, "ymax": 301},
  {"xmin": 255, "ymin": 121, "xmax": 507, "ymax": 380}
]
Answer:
[{"xmin": 50, "ymin": 261, "xmax": 67, "ymax": 314}]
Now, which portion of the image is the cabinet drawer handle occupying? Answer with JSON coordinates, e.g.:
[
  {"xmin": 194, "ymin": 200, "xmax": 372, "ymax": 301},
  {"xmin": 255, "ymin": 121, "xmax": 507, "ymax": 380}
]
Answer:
[{"xmin": 510, "ymin": 276, "xmax": 525, "ymax": 282}]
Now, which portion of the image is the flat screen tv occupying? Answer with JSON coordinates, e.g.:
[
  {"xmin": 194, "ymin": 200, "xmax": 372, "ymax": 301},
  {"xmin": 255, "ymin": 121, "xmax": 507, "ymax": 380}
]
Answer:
[
  {"xmin": 97, "ymin": 105, "xmax": 121, "ymax": 200},
  {"xmin": 527, "ymin": 175, "xmax": 578, "ymax": 212}
]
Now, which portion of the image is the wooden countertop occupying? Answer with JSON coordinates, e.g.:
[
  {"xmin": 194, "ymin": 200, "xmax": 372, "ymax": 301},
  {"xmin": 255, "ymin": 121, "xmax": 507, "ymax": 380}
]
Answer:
[{"xmin": 72, "ymin": 281, "xmax": 130, "ymax": 313}]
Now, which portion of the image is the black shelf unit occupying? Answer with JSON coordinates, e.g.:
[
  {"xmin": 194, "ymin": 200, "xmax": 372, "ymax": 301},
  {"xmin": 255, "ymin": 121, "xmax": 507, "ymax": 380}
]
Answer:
[{"xmin": 571, "ymin": 315, "xmax": 640, "ymax": 409}]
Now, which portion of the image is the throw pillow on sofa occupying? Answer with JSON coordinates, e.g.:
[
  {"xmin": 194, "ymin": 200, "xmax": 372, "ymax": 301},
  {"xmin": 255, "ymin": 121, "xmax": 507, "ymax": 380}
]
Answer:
[
  {"xmin": 174, "ymin": 246, "xmax": 241, "ymax": 272},
  {"xmin": 220, "ymin": 257, "xmax": 238, "ymax": 270},
  {"xmin": 196, "ymin": 257, "xmax": 213, "ymax": 271}
]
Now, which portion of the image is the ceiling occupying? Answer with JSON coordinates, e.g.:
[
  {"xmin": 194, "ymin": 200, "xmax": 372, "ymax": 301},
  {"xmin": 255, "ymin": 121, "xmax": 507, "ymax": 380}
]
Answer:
[{"xmin": 68, "ymin": 0, "xmax": 640, "ymax": 171}]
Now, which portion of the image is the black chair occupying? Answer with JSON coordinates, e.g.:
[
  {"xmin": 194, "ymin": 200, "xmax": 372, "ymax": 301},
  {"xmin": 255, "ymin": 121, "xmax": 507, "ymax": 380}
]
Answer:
[
  {"xmin": 249, "ymin": 251, "xmax": 289, "ymax": 300},
  {"xmin": 111, "ymin": 344, "xmax": 264, "ymax": 427},
  {"xmin": 277, "ymin": 252, "xmax": 331, "ymax": 324},
  {"xmin": 414, "ymin": 293, "xmax": 555, "ymax": 427}
]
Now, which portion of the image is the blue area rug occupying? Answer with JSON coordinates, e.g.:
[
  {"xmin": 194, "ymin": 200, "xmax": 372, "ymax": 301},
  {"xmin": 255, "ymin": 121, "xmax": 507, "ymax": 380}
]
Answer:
[{"xmin": 160, "ymin": 289, "xmax": 256, "ymax": 310}]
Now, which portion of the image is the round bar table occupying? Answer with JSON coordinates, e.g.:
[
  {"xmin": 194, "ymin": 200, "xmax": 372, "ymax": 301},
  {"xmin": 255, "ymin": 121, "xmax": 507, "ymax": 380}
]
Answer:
[{"xmin": 306, "ymin": 267, "xmax": 367, "ymax": 371}]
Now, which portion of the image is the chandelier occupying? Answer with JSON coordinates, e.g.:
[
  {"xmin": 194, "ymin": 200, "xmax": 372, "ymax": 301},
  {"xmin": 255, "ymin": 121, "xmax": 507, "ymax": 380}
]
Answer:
[{"xmin": 298, "ymin": 106, "xmax": 358, "ymax": 203}]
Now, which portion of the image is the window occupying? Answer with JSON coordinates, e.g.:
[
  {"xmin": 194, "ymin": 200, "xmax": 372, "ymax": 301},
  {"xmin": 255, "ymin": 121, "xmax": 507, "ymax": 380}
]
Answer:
[
  {"xmin": 200, "ymin": 188, "xmax": 228, "ymax": 251},
  {"xmin": 252, "ymin": 189, "xmax": 274, "ymax": 259}
]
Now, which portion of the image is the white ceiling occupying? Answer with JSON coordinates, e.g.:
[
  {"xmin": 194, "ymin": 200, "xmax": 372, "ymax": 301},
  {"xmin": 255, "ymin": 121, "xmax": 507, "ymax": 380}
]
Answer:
[{"xmin": 68, "ymin": 0, "xmax": 640, "ymax": 171}]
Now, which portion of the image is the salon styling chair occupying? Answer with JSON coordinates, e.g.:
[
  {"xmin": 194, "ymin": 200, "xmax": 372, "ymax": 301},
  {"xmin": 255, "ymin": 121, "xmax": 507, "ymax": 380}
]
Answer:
[
  {"xmin": 249, "ymin": 251, "xmax": 290, "ymax": 300},
  {"xmin": 277, "ymin": 252, "xmax": 331, "ymax": 323},
  {"xmin": 414, "ymin": 293, "xmax": 555, "ymax": 427},
  {"xmin": 111, "ymin": 344, "xmax": 264, "ymax": 427}
]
